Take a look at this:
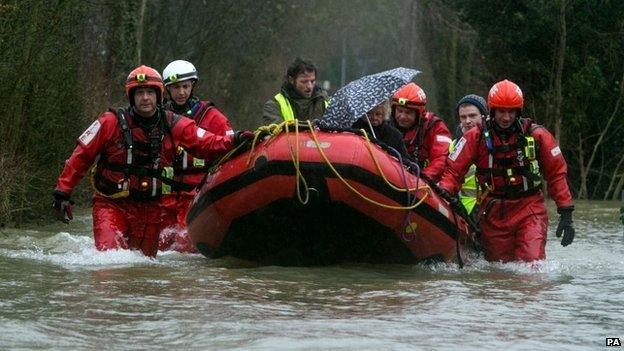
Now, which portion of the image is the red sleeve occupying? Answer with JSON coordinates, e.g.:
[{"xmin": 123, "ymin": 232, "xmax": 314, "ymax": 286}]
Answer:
[
  {"xmin": 55, "ymin": 112, "xmax": 117, "ymax": 195},
  {"xmin": 438, "ymin": 127, "xmax": 480, "ymax": 195},
  {"xmin": 199, "ymin": 107, "xmax": 233, "ymax": 137},
  {"xmin": 533, "ymin": 128, "xmax": 573, "ymax": 208},
  {"xmin": 422, "ymin": 120, "xmax": 452, "ymax": 182},
  {"xmin": 171, "ymin": 115, "xmax": 235, "ymax": 160}
]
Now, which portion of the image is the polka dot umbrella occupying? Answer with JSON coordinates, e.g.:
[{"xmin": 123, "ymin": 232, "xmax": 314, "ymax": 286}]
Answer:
[{"xmin": 319, "ymin": 67, "xmax": 420, "ymax": 129}]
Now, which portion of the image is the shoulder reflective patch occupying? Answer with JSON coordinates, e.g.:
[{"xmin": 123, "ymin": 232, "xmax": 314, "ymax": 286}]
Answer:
[
  {"xmin": 225, "ymin": 129, "xmax": 234, "ymax": 136},
  {"xmin": 551, "ymin": 146, "xmax": 561, "ymax": 157},
  {"xmin": 436, "ymin": 135, "xmax": 452, "ymax": 144},
  {"xmin": 78, "ymin": 120, "xmax": 101, "ymax": 146},
  {"xmin": 449, "ymin": 136, "xmax": 466, "ymax": 161},
  {"xmin": 197, "ymin": 128, "xmax": 206, "ymax": 138}
]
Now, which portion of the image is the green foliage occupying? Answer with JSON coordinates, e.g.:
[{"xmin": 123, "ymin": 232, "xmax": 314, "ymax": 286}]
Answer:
[
  {"xmin": 1, "ymin": 0, "xmax": 623, "ymax": 225},
  {"xmin": 445, "ymin": 0, "xmax": 624, "ymax": 197},
  {"xmin": 0, "ymin": 0, "xmax": 85, "ymax": 224}
]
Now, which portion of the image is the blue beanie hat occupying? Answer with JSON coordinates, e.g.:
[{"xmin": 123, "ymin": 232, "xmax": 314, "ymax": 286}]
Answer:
[{"xmin": 456, "ymin": 94, "xmax": 488, "ymax": 118}]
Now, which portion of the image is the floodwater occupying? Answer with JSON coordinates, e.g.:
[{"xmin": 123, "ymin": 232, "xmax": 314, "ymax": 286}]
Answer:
[{"xmin": 0, "ymin": 201, "xmax": 622, "ymax": 350}]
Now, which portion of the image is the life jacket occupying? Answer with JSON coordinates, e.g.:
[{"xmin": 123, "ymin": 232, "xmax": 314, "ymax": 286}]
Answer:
[
  {"xmin": 172, "ymin": 100, "xmax": 215, "ymax": 179},
  {"xmin": 92, "ymin": 108, "xmax": 195, "ymax": 200},
  {"xmin": 403, "ymin": 112, "xmax": 443, "ymax": 166},
  {"xmin": 274, "ymin": 92, "xmax": 329, "ymax": 122},
  {"xmin": 476, "ymin": 118, "xmax": 543, "ymax": 198}
]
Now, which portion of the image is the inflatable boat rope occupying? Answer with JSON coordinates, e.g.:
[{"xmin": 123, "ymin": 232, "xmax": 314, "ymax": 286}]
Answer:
[{"xmin": 208, "ymin": 120, "xmax": 432, "ymax": 210}]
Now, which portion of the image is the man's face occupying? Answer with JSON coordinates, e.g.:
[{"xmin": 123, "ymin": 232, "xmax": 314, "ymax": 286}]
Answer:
[
  {"xmin": 133, "ymin": 87, "xmax": 158, "ymax": 117},
  {"xmin": 289, "ymin": 71, "xmax": 316, "ymax": 98},
  {"xmin": 365, "ymin": 105, "xmax": 386, "ymax": 127},
  {"xmin": 167, "ymin": 80, "xmax": 194, "ymax": 106},
  {"xmin": 458, "ymin": 105, "xmax": 483, "ymax": 133},
  {"xmin": 493, "ymin": 108, "xmax": 518, "ymax": 129},
  {"xmin": 394, "ymin": 105, "xmax": 420, "ymax": 129}
]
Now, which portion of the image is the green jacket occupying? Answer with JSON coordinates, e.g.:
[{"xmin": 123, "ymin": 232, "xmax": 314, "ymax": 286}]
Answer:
[{"xmin": 262, "ymin": 82, "xmax": 329, "ymax": 125}]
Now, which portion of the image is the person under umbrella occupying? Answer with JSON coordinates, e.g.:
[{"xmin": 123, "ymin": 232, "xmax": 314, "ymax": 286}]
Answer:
[{"xmin": 351, "ymin": 102, "xmax": 409, "ymax": 161}]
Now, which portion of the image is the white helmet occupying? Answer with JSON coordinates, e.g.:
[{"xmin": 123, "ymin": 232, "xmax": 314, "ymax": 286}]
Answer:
[{"xmin": 162, "ymin": 60, "xmax": 198, "ymax": 86}]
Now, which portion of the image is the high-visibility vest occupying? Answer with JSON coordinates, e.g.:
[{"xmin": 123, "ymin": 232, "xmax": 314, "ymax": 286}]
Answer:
[
  {"xmin": 274, "ymin": 93, "xmax": 295, "ymax": 121},
  {"xmin": 274, "ymin": 92, "xmax": 329, "ymax": 121},
  {"xmin": 450, "ymin": 139, "xmax": 478, "ymax": 215}
]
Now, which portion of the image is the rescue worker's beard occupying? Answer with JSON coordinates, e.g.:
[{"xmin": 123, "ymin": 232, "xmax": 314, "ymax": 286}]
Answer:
[
  {"xmin": 165, "ymin": 95, "xmax": 200, "ymax": 115},
  {"xmin": 491, "ymin": 118, "xmax": 520, "ymax": 140},
  {"xmin": 393, "ymin": 113, "xmax": 419, "ymax": 133}
]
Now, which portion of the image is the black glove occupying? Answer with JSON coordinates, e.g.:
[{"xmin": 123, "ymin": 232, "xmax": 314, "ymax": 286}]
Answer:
[
  {"xmin": 52, "ymin": 190, "xmax": 74, "ymax": 224},
  {"xmin": 438, "ymin": 188, "xmax": 462, "ymax": 212},
  {"xmin": 556, "ymin": 207, "xmax": 575, "ymax": 247},
  {"xmin": 419, "ymin": 172, "xmax": 433, "ymax": 184},
  {"xmin": 233, "ymin": 130, "xmax": 255, "ymax": 146}
]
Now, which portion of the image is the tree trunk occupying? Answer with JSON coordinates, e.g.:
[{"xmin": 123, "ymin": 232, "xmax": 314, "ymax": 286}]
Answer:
[
  {"xmin": 577, "ymin": 69, "xmax": 624, "ymax": 199},
  {"xmin": 613, "ymin": 174, "xmax": 624, "ymax": 201},
  {"xmin": 448, "ymin": 23, "xmax": 458, "ymax": 108},
  {"xmin": 553, "ymin": 0, "xmax": 567, "ymax": 141},
  {"xmin": 577, "ymin": 133, "xmax": 588, "ymax": 199},
  {"xmin": 605, "ymin": 153, "xmax": 624, "ymax": 199},
  {"xmin": 135, "ymin": 0, "xmax": 147, "ymax": 65}
]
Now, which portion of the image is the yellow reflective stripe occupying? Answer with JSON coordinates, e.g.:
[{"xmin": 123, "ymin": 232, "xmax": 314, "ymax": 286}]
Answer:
[
  {"xmin": 524, "ymin": 136, "xmax": 536, "ymax": 159},
  {"xmin": 161, "ymin": 166, "xmax": 174, "ymax": 194},
  {"xmin": 193, "ymin": 158, "xmax": 205, "ymax": 167},
  {"xmin": 460, "ymin": 170, "xmax": 477, "ymax": 213},
  {"xmin": 324, "ymin": 98, "xmax": 329, "ymax": 108},
  {"xmin": 274, "ymin": 93, "xmax": 295, "ymax": 121},
  {"xmin": 460, "ymin": 173, "xmax": 478, "ymax": 197}
]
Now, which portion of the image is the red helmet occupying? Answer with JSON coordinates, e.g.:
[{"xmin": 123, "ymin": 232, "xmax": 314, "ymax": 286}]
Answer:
[
  {"xmin": 125, "ymin": 65, "xmax": 164, "ymax": 104},
  {"xmin": 391, "ymin": 83, "xmax": 427, "ymax": 110},
  {"xmin": 488, "ymin": 79, "xmax": 523, "ymax": 110}
]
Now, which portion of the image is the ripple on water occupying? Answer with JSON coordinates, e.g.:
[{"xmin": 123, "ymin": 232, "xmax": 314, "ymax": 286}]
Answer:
[{"xmin": 0, "ymin": 202, "xmax": 623, "ymax": 350}]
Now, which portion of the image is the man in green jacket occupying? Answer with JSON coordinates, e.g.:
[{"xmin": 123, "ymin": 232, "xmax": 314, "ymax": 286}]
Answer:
[{"xmin": 262, "ymin": 57, "xmax": 329, "ymax": 125}]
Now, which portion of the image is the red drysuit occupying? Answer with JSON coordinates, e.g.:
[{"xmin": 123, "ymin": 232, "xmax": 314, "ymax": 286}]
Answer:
[
  {"xmin": 55, "ymin": 107, "xmax": 234, "ymax": 257},
  {"xmin": 159, "ymin": 100, "xmax": 233, "ymax": 252},
  {"xmin": 439, "ymin": 118, "xmax": 573, "ymax": 262},
  {"xmin": 401, "ymin": 112, "xmax": 451, "ymax": 182}
]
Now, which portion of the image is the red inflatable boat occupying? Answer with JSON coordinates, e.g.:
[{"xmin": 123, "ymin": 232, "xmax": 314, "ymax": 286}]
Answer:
[{"xmin": 187, "ymin": 124, "xmax": 477, "ymax": 266}]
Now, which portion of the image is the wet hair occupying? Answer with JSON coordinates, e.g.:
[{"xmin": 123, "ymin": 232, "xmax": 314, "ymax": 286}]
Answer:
[{"xmin": 286, "ymin": 57, "xmax": 317, "ymax": 80}]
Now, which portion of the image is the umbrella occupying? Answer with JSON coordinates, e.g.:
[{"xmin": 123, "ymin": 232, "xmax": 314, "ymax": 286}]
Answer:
[{"xmin": 319, "ymin": 67, "xmax": 420, "ymax": 129}]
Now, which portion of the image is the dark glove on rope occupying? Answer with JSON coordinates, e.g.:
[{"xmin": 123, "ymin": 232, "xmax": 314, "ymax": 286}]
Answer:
[{"xmin": 233, "ymin": 130, "xmax": 255, "ymax": 146}]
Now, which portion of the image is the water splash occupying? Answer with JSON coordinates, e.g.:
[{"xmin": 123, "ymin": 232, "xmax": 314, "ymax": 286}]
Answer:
[{"xmin": 0, "ymin": 231, "xmax": 196, "ymax": 269}]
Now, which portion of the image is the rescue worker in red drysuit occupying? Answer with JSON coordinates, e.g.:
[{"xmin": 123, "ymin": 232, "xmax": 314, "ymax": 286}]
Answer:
[
  {"xmin": 438, "ymin": 79, "xmax": 575, "ymax": 262},
  {"xmin": 51, "ymin": 65, "xmax": 253, "ymax": 257},
  {"xmin": 390, "ymin": 83, "xmax": 452, "ymax": 182},
  {"xmin": 158, "ymin": 60, "xmax": 234, "ymax": 253}
]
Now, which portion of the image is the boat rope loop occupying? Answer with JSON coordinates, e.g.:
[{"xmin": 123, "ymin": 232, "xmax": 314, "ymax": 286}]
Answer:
[
  {"xmin": 305, "ymin": 120, "xmax": 430, "ymax": 210},
  {"xmin": 208, "ymin": 120, "xmax": 431, "ymax": 210}
]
